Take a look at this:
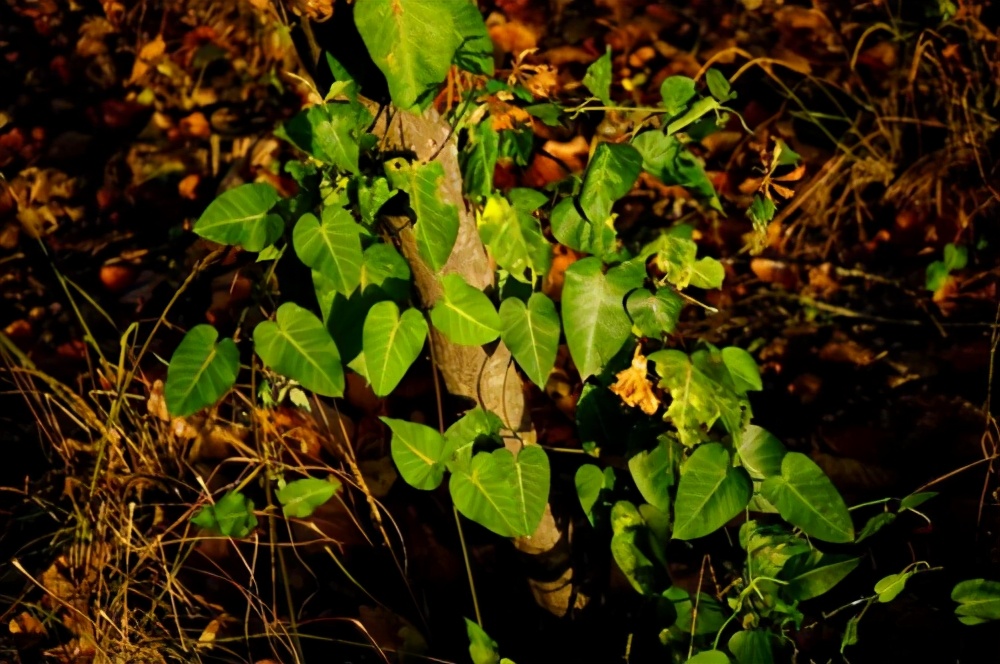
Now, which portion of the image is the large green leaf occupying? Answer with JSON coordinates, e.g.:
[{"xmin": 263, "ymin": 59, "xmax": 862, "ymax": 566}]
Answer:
[
  {"xmin": 293, "ymin": 207, "xmax": 364, "ymax": 295},
  {"xmin": 685, "ymin": 652, "xmax": 730, "ymax": 664},
  {"xmin": 610, "ymin": 501, "xmax": 662, "ymax": 595},
  {"xmin": 354, "ymin": 0, "xmax": 463, "ymax": 110},
  {"xmin": 499, "ymin": 293, "xmax": 560, "ymax": 388},
  {"xmin": 385, "ymin": 158, "xmax": 460, "ymax": 271},
  {"xmin": 254, "ymin": 302, "xmax": 344, "ymax": 397},
  {"xmin": 192, "ymin": 490, "xmax": 257, "ymax": 538},
  {"xmin": 164, "ymin": 325, "xmax": 240, "ymax": 417},
  {"xmin": 430, "ymin": 273, "xmax": 501, "ymax": 346},
  {"xmin": 450, "ymin": 445, "xmax": 550, "ymax": 537},
  {"xmin": 314, "ymin": 273, "xmax": 365, "ymax": 362},
  {"xmin": 874, "ymin": 571, "xmax": 914, "ymax": 603},
  {"xmin": 276, "ymin": 103, "xmax": 370, "ymax": 174},
  {"xmin": 276, "ymin": 477, "xmax": 340, "ymax": 518},
  {"xmin": 673, "ymin": 443, "xmax": 752, "ymax": 540},
  {"xmin": 761, "ymin": 452, "xmax": 854, "ymax": 543},
  {"xmin": 779, "ymin": 551, "xmax": 860, "ymax": 601},
  {"xmin": 721, "ymin": 347, "xmax": 762, "ymax": 393},
  {"xmin": 361, "ymin": 301, "xmax": 428, "ymax": 396},
  {"xmin": 952, "ymin": 579, "xmax": 1000, "ymax": 625},
  {"xmin": 382, "ymin": 417, "xmax": 449, "ymax": 490},
  {"xmin": 193, "ymin": 182, "xmax": 283, "ymax": 252},
  {"xmin": 562, "ymin": 257, "xmax": 643, "ymax": 379},
  {"xmin": 579, "ymin": 142, "xmax": 643, "ymax": 223},
  {"xmin": 478, "ymin": 194, "xmax": 551, "ymax": 282},
  {"xmin": 627, "ymin": 437, "xmax": 679, "ymax": 514},
  {"xmin": 549, "ymin": 197, "xmax": 618, "ymax": 259},
  {"xmin": 444, "ymin": 407, "xmax": 504, "ymax": 474}
]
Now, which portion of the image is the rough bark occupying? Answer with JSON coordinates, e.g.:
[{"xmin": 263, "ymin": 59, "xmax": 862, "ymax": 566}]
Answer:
[{"xmin": 371, "ymin": 103, "xmax": 584, "ymax": 616}]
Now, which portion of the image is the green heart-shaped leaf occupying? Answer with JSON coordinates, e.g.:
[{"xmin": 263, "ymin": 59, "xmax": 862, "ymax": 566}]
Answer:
[
  {"xmin": 193, "ymin": 182, "xmax": 282, "ymax": 252},
  {"xmin": 276, "ymin": 477, "xmax": 340, "ymax": 518},
  {"xmin": 761, "ymin": 452, "xmax": 854, "ymax": 543},
  {"xmin": 293, "ymin": 207, "xmax": 364, "ymax": 295},
  {"xmin": 478, "ymin": 194, "xmax": 551, "ymax": 282},
  {"xmin": 382, "ymin": 417, "xmax": 449, "ymax": 490},
  {"xmin": 450, "ymin": 445, "xmax": 550, "ymax": 537},
  {"xmin": 780, "ymin": 551, "xmax": 860, "ymax": 601},
  {"xmin": 192, "ymin": 490, "xmax": 257, "ymax": 538},
  {"xmin": 164, "ymin": 325, "xmax": 240, "ymax": 417},
  {"xmin": 499, "ymin": 293, "xmax": 560, "ymax": 388},
  {"xmin": 672, "ymin": 443, "xmax": 752, "ymax": 540},
  {"xmin": 444, "ymin": 407, "xmax": 504, "ymax": 474},
  {"xmin": 579, "ymin": 142, "xmax": 643, "ymax": 223},
  {"xmin": 362, "ymin": 301, "xmax": 428, "ymax": 396},
  {"xmin": 385, "ymin": 158, "xmax": 460, "ymax": 271},
  {"xmin": 430, "ymin": 273, "xmax": 501, "ymax": 346},
  {"xmin": 254, "ymin": 302, "xmax": 344, "ymax": 397},
  {"xmin": 562, "ymin": 257, "xmax": 644, "ymax": 379},
  {"xmin": 354, "ymin": 0, "xmax": 464, "ymax": 110}
]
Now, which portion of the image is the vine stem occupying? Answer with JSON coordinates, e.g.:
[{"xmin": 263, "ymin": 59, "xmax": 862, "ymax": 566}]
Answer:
[{"xmin": 426, "ymin": 319, "xmax": 483, "ymax": 627}]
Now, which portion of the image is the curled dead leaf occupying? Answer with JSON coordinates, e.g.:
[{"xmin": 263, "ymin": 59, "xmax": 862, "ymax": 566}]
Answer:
[{"xmin": 610, "ymin": 346, "xmax": 660, "ymax": 415}]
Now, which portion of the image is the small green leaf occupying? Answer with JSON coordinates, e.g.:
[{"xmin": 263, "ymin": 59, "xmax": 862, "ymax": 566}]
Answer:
[
  {"xmin": 952, "ymin": 578, "xmax": 1000, "ymax": 624},
  {"xmin": 728, "ymin": 630, "xmax": 774, "ymax": 664},
  {"xmin": 747, "ymin": 195, "xmax": 776, "ymax": 227},
  {"xmin": 627, "ymin": 438, "xmax": 678, "ymax": 514},
  {"xmin": 450, "ymin": 445, "xmax": 550, "ymax": 537},
  {"xmin": 900, "ymin": 491, "xmax": 937, "ymax": 512},
  {"xmin": 382, "ymin": 417, "xmax": 449, "ymax": 490},
  {"xmin": 357, "ymin": 177, "xmax": 398, "ymax": 225},
  {"xmin": 524, "ymin": 103, "xmax": 563, "ymax": 126},
  {"xmin": 774, "ymin": 139, "xmax": 800, "ymax": 166},
  {"xmin": 575, "ymin": 464, "xmax": 606, "ymax": 526},
  {"xmin": 193, "ymin": 183, "xmax": 283, "ymax": 252},
  {"xmin": 856, "ymin": 512, "xmax": 896, "ymax": 542},
  {"xmin": 667, "ymin": 96, "xmax": 721, "ymax": 135},
  {"xmin": 465, "ymin": 618, "xmax": 500, "ymax": 664},
  {"xmin": 626, "ymin": 288, "xmax": 683, "ymax": 338},
  {"xmin": 164, "ymin": 325, "xmax": 240, "ymax": 417},
  {"xmin": 583, "ymin": 46, "xmax": 613, "ymax": 105},
  {"xmin": 673, "ymin": 443, "xmax": 752, "ymax": 540},
  {"xmin": 761, "ymin": 452, "xmax": 854, "ymax": 543},
  {"xmin": 192, "ymin": 491, "xmax": 257, "ymax": 538},
  {"xmin": 705, "ymin": 68, "xmax": 735, "ymax": 102},
  {"xmin": 781, "ymin": 551, "xmax": 860, "ymax": 601},
  {"xmin": 254, "ymin": 302, "xmax": 344, "ymax": 397},
  {"xmin": 499, "ymin": 293, "xmax": 560, "ymax": 388},
  {"xmin": 430, "ymin": 273, "xmax": 501, "ymax": 346},
  {"xmin": 736, "ymin": 426, "xmax": 786, "ymax": 479},
  {"xmin": 293, "ymin": 208, "xmax": 364, "ymax": 296},
  {"xmin": 660, "ymin": 76, "xmax": 697, "ymax": 116},
  {"xmin": 385, "ymin": 158, "xmax": 460, "ymax": 271},
  {"xmin": 690, "ymin": 257, "xmax": 725, "ymax": 289},
  {"xmin": 875, "ymin": 571, "xmax": 913, "ymax": 603},
  {"xmin": 550, "ymin": 197, "xmax": 618, "ymax": 259},
  {"xmin": 275, "ymin": 103, "xmax": 370, "ymax": 174},
  {"xmin": 685, "ymin": 650, "xmax": 731, "ymax": 664},
  {"xmin": 462, "ymin": 122, "xmax": 499, "ymax": 199},
  {"xmin": 579, "ymin": 142, "xmax": 643, "ymax": 223},
  {"xmin": 562, "ymin": 257, "xmax": 642, "ymax": 379},
  {"xmin": 478, "ymin": 194, "xmax": 551, "ymax": 282},
  {"xmin": 721, "ymin": 347, "xmax": 762, "ymax": 393},
  {"xmin": 354, "ymin": 0, "xmax": 463, "ymax": 110},
  {"xmin": 276, "ymin": 477, "xmax": 340, "ymax": 518},
  {"xmin": 362, "ymin": 301, "xmax": 428, "ymax": 396},
  {"xmin": 445, "ymin": 407, "xmax": 504, "ymax": 474}
]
